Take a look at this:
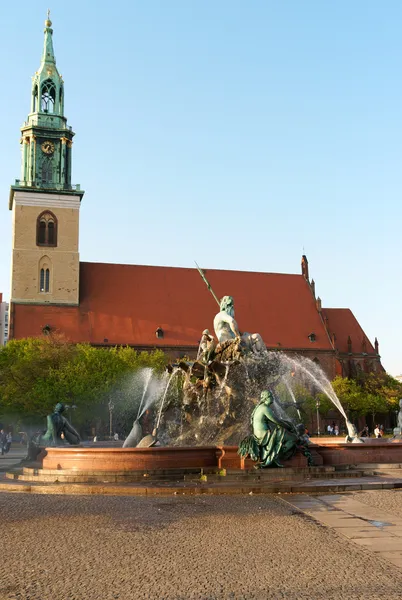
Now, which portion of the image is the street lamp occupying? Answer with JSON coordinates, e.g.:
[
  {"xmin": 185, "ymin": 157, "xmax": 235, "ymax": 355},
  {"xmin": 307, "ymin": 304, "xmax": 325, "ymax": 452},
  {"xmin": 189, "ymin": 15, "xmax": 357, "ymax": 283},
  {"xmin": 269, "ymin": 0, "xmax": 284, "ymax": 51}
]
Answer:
[
  {"xmin": 64, "ymin": 403, "xmax": 77, "ymax": 424},
  {"xmin": 108, "ymin": 400, "xmax": 115, "ymax": 439},
  {"xmin": 316, "ymin": 399, "xmax": 321, "ymax": 436}
]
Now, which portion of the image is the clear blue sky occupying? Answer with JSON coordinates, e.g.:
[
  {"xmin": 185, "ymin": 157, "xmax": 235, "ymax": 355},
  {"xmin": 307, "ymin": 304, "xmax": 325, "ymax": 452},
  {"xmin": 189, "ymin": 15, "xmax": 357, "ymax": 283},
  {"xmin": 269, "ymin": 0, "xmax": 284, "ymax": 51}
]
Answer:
[{"xmin": 0, "ymin": 1, "xmax": 400, "ymax": 375}]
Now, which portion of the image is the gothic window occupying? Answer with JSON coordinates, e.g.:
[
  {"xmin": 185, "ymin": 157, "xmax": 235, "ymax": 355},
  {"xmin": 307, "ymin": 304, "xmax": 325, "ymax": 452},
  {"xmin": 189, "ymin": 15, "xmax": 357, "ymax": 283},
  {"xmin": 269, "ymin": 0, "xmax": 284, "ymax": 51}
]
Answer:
[
  {"xmin": 59, "ymin": 85, "xmax": 64, "ymax": 113},
  {"xmin": 39, "ymin": 256, "xmax": 51, "ymax": 293},
  {"xmin": 36, "ymin": 211, "xmax": 57, "ymax": 247},
  {"xmin": 41, "ymin": 79, "xmax": 56, "ymax": 113},
  {"xmin": 39, "ymin": 268, "xmax": 50, "ymax": 293},
  {"xmin": 33, "ymin": 85, "xmax": 38, "ymax": 112},
  {"xmin": 41, "ymin": 157, "xmax": 53, "ymax": 184},
  {"xmin": 38, "ymin": 220, "xmax": 46, "ymax": 244},
  {"xmin": 48, "ymin": 221, "xmax": 55, "ymax": 245}
]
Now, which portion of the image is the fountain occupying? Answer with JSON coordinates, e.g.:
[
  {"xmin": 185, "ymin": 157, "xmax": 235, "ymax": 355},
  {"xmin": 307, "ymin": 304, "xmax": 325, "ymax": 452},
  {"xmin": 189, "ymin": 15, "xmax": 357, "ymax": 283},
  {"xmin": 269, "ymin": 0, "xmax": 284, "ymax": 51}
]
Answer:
[{"xmin": 23, "ymin": 268, "xmax": 402, "ymax": 480}]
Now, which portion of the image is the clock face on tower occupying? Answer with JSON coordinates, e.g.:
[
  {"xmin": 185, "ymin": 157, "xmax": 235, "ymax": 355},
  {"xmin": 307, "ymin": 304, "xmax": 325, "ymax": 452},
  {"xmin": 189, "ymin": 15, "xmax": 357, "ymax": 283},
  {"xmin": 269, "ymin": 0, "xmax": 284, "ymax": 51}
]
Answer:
[{"xmin": 41, "ymin": 140, "xmax": 55, "ymax": 155}]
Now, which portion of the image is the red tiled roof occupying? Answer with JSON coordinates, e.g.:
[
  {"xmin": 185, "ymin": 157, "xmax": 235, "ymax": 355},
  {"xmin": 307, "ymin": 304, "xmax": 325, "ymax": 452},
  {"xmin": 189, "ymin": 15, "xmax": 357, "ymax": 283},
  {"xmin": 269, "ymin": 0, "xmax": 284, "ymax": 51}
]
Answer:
[
  {"xmin": 12, "ymin": 262, "xmax": 334, "ymax": 350},
  {"xmin": 322, "ymin": 308, "xmax": 376, "ymax": 354}
]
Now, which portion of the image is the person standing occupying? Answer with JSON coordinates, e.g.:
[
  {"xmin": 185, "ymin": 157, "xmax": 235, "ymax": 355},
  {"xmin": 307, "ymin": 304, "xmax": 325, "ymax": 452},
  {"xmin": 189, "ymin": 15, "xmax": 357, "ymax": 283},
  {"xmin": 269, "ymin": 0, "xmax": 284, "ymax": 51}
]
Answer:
[
  {"xmin": 0, "ymin": 430, "xmax": 6, "ymax": 455},
  {"xmin": 360, "ymin": 425, "xmax": 369, "ymax": 437},
  {"xmin": 374, "ymin": 425, "xmax": 381, "ymax": 438},
  {"xmin": 5, "ymin": 432, "xmax": 12, "ymax": 454},
  {"xmin": 334, "ymin": 424, "xmax": 339, "ymax": 436},
  {"xmin": 327, "ymin": 424, "xmax": 333, "ymax": 436}
]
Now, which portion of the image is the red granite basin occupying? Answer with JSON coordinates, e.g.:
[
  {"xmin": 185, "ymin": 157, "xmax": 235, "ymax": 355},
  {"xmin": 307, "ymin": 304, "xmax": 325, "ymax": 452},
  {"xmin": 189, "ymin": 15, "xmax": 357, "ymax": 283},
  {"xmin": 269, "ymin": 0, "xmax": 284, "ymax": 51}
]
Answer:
[
  {"xmin": 40, "ymin": 442, "xmax": 402, "ymax": 473},
  {"xmin": 42, "ymin": 445, "xmax": 309, "ymax": 472},
  {"xmin": 43, "ymin": 446, "xmax": 222, "ymax": 472},
  {"xmin": 311, "ymin": 441, "xmax": 402, "ymax": 465}
]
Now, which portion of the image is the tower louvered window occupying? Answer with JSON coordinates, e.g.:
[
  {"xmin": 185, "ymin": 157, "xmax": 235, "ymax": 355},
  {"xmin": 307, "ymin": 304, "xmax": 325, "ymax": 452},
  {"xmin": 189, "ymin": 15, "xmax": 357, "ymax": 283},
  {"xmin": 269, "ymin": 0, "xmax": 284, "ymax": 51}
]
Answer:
[
  {"xmin": 37, "ymin": 211, "xmax": 57, "ymax": 247},
  {"xmin": 41, "ymin": 79, "xmax": 56, "ymax": 113}
]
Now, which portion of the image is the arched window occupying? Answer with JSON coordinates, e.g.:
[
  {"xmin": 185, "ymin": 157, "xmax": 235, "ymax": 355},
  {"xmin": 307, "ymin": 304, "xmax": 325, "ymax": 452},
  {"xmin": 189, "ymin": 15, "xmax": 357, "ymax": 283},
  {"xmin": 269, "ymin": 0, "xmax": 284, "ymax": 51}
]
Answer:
[
  {"xmin": 41, "ymin": 79, "xmax": 56, "ymax": 113},
  {"xmin": 36, "ymin": 211, "xmax": 57, "ymax": 247},
  {"xmin": 39, "ymin": 257, "xmax": 51, "ymax": 293},
  {"xmin": 33, "ymin": 84, "xmax": 38, "ymax": 112},
  {"xmin": 39, "ymin": 268, "xmax": 50, "ymax": 293},
  {"xmin": 48, "ymin": 221, "xmax": 55, "ymax": 245},
  {"xmin": 38, "ymin": 220, "xmax": 46, "ymax": 244},
  {"xmin": 59, "ymin": 85, "xmax": 64, "ymax": 113},
  {"xmin": 41, "ymin": 157, "xmax": 53, "ymax": 184}
]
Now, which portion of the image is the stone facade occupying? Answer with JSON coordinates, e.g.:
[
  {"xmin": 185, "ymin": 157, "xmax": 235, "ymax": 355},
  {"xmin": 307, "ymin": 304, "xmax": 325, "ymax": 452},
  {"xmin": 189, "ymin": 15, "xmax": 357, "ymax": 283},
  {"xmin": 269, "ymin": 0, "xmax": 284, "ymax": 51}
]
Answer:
[{"xmin": 10, "ymin": 191, "xmax": 81, "ymax": 305}]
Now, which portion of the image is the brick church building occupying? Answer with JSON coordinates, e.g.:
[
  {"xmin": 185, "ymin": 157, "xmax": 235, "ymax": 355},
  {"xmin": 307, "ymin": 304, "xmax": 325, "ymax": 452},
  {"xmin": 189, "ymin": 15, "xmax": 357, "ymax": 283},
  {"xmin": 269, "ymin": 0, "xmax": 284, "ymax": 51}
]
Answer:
[{"xmin": 7, "ymin": 17, "xmax": 383, "ymax": 381}]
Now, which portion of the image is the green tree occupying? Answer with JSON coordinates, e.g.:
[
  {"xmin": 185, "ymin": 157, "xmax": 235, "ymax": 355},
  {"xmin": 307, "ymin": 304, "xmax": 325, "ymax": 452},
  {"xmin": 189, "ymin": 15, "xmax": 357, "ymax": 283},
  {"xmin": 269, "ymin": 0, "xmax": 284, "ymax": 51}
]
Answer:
[
  {"xmin": 329, "ymin": 373, "xmax": 402, "ymax": 430},
  {"xmin": 0, "ymin": 335, "xmax": 167, "ymax": 434},
  {"xmin": 330, "ymin": 376, "xmax": 366, "ymax": 416}
]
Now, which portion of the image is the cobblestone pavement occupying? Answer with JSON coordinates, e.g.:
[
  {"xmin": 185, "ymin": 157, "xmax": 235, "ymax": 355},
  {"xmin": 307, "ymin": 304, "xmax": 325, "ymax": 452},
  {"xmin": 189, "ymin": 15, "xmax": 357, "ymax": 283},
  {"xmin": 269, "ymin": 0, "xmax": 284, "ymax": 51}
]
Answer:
[
  {"xmin": 1, "ymin": 493, "xmax": 402, "ymax": 600},
  {"xmin": 352, "ymin": 489, "xmax": 402, "ymax": 515},
  {"xmin": 0, "ymin": 447, "xmax": 26, "ymax": 472}
]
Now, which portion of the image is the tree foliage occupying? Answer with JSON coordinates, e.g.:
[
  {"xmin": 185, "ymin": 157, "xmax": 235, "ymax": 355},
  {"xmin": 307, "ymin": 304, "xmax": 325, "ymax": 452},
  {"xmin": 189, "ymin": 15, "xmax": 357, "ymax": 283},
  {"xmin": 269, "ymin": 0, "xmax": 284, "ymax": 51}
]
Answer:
[
  {"xmin": 0, "ymin": 335, "xmax": 167, "ymax": 432},
  {"xmin": 330, "ymin": 373, "xmax": 402, "ymax": 424}
]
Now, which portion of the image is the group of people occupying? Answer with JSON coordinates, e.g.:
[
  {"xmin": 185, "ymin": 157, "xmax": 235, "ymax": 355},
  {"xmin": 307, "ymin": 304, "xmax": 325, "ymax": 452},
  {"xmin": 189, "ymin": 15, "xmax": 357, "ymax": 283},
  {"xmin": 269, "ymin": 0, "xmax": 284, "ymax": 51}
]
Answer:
[
  {"xmin": 0, "ymin": 429, "xmax": 12, "ymax": 455},
  {"xmin": 326, "ymin": 423, "xmax": 340, "ymax": 436},
  {"xmin": 374, "ymin": 424, "xmax": 385, "ymax": 438},
  {"xmin": 360, "ymin": 425, "xmax": 385, "ymax": 438}
]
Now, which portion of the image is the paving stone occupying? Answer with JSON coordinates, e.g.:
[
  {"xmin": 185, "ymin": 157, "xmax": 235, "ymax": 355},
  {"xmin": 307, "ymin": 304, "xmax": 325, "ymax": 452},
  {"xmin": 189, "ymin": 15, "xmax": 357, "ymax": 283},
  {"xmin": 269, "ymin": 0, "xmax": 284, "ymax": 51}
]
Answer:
[
  {"xmin": 353, "ymin": 537, "xmax": 402, "ymax": 552},
  {"xmin": 334, "ymin": 527, "xmax": 392, "ymax": 539},
  {"xmin": 310, "ymin": 516, "xmax": 369, "ymax": 527},
  {"xmin": 379, "ymin": 552, "xmax": 402, "ymax": 567},
  {"xmin": 381, "ymin": 527, "xmax": 402, "ymax": 536}
]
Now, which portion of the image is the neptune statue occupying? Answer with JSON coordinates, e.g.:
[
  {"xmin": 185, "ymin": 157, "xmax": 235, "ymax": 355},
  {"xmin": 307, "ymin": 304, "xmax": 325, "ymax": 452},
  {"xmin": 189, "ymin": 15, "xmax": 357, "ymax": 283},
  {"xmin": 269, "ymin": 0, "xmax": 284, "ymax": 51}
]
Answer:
[{"xmin": 213, "ymin": 295, "xmax": 266, "ymax": 355}]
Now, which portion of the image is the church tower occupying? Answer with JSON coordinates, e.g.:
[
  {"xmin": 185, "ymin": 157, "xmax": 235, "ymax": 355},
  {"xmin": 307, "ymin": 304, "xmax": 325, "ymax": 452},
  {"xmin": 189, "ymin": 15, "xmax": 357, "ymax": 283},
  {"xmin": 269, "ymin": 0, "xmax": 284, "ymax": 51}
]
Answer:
[{"xmin": 9, "ymin": 13, "xmax": 84, "ymax": 307}]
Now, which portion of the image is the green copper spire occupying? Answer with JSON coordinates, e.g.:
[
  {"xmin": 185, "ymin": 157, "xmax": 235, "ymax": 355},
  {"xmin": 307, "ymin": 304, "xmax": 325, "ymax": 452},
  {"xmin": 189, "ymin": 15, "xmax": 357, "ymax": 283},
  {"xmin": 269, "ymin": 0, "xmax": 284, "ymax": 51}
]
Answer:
[
  {"xmin": 42, "ymin": 10, "xmax": 56, "ymax": 65},
  {"xmin": 30, "ymin": 11, "xmax": 64, "ymax": 119},
  {"xmin": 9, "ymin": 13, "xmax": 84, "ymax": 203}
]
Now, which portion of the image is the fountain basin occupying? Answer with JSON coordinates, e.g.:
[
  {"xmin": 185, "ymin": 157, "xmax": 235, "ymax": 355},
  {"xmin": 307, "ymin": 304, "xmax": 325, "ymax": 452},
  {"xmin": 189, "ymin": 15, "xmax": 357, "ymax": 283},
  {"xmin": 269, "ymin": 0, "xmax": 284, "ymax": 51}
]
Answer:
[
  {"xmin": 41, "ymin": 446, "xmax": 307, "ymax": 472},
  {"xmin": 39, "ymin": 441, "xmax": 402, "ymax": 474},
  {"xmin": 313, "ymin": 441, "xmax": 402, "ymax": 465},
  {"xmin": 43, "ymin": 446, "xmax": 222, "ymax": 472}
]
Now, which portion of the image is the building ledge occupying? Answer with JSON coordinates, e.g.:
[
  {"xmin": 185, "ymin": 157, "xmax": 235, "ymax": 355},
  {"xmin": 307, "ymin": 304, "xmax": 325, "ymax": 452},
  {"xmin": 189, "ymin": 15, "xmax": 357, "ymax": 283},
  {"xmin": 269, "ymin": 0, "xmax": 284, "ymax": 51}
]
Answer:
[
  {"xmin": 10, "ymin": 300, "xmax": 79, "ymax": 307},
  {"xmin": 9, "ymin": 184, "xmax": 84, "ymax": 209}
]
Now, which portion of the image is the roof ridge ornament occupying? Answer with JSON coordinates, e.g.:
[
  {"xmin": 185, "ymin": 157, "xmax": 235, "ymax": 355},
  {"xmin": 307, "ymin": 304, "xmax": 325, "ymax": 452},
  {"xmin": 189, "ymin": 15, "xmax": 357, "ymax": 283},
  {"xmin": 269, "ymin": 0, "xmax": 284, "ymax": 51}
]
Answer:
[{"xmin": 45, "ymin": 8, "xmax": 52, "ymax": 27}]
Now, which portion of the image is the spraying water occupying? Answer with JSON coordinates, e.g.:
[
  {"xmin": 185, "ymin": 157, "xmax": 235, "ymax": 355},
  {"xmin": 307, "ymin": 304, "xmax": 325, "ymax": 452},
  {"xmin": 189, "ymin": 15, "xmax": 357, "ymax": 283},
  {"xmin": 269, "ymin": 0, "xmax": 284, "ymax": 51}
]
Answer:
[
  {"xmin": 120, "ymin": 348, "xmax": 357, "ymax": 447},
  {"xmin": 123, "ymin": 369, "xmax": 168, "ymax": 448},
  {"xmin": 136, "ymin": 368, "xmax": 153, "ymax": 419},
  {"xmin": 281, "ymin": 355, "xmax": 347, "ymax": 419},
  {"xmin": 155, "ymin": 369, "xmax": 179, "ymax": 431},
  {"xmin": 283, "ymin": 376, "xmax": 302, "ymax": 420},
  {"xmin": 220, "ymin": 365, "xmax": 230, "ymax": 389}
]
